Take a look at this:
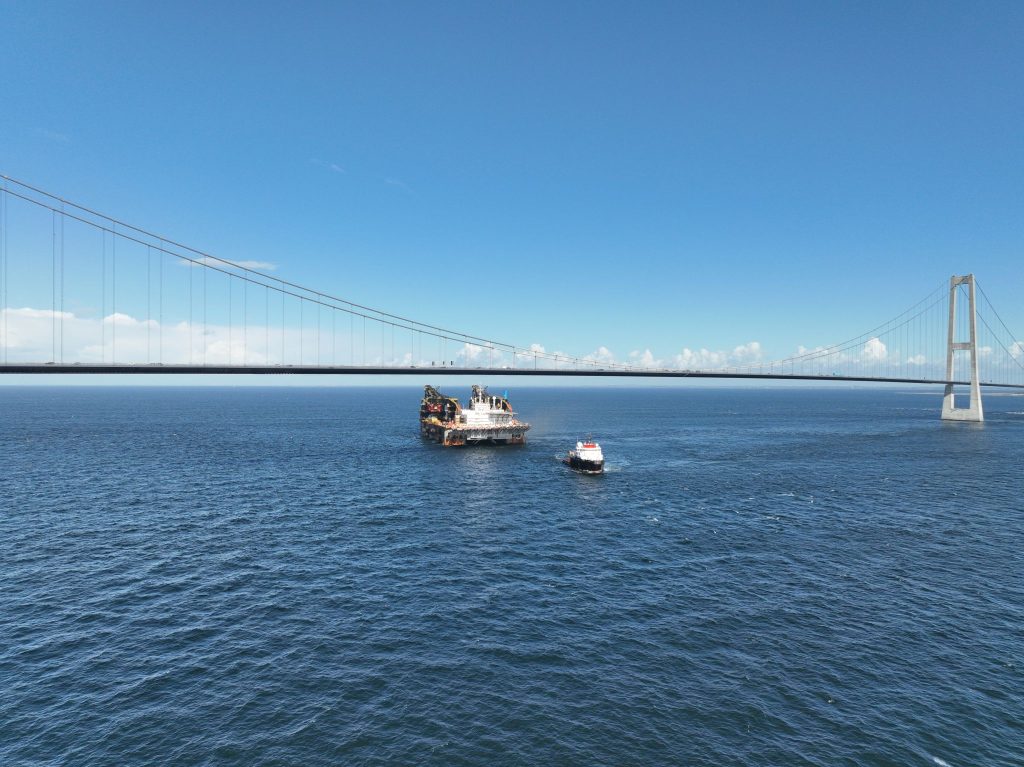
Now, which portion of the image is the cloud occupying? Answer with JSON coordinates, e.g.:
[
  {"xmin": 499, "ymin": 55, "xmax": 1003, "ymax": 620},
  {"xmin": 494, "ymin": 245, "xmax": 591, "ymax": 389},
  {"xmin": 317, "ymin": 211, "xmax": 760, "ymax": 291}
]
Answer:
[
  {"xmin": 39, "ymin": 129, "xmax": 70, "ymax": 144},
  {"xmin": 583, "ymin": 346, "xmax": 616, "ymax": 366},
  {"xmin": 183, "ymin": 256, "xmax": 277, "ymax": 271},
  {"xmin": 1011, "ymin": 341, "xmax": 1024, "ymax": 360},
  {"xmin": 512, "ymin": 343, "xmax": 579, "ymax": 368},
  {"xmin": 384, "ymin": 177, "xmax": 415, "ymax": 194},
  {"xmin": 457, "ymin": 342, "xmax": 483, "ymax": 361},
  {"xmin": 673, "ymin": 347, "xmax": 728, "ymax": 370},
  {"xmin": 310, "ymin": 158, "xmax": 346, "ymax": 174},
  {"xmin": 454, "ymin": 342, "xmax": 506, "ymax": 366},
  {"xmin": 797, "ymin": 344, "xmax": 830, "ymax": 356},
  {"xmin": 0, "ymin": 306, "xmax": 372, "ymax": 366},
  {"xmin": 861, "ymin": 337, "xmax": 887, "ymax": 362},
  {"xmin": 732, "ymin": 341, "xmax": 762, "ymax": 363},
  {"xmin": 629, "ymin": 348, "xmax": 661, "ymax": 367},
  {"xmin": 103, "ymin": 312, "xmax": 145, "ymax": 327},
  {"xmin": 229, "ymin": 260, "xmax": 277, "ymax": 271},
  {"xmin": 6, "ymin": 307, "xmax": 74, "ymax": 320},
  {"xmin": 907, "ymin": 354, "xmax": 926, "ymax": 365},
  {"xmin": 788, "ymin": 338, "xmax": 887, "ymax": 368}
]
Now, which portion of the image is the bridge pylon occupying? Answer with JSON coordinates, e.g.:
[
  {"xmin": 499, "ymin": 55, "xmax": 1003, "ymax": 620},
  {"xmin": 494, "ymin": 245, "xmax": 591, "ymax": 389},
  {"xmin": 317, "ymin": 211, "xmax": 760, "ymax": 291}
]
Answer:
[{"xmin": 941, "ymin": 274, "xmax": 983, "ymax": 423}]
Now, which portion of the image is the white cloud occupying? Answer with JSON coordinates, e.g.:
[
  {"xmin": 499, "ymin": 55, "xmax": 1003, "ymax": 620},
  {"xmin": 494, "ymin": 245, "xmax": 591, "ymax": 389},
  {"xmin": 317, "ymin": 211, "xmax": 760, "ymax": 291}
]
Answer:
[
  {"xmin": 231, "ymin": 260, "xmax": 277, "ymax": 271},
  {"xmin": 629, "ymin": 348, "xmax": 661, "ymax": 367},
  {"xmin": 732, "ymin": 341, "xmax": 762, "ymax": 363},
  {"xmin": 583, "ymin": 346, "xmax": 616, "ymax": 366},
  {"xmin": 39, "ymin": 128, "xmax": 70, "ymax": 143},
  {"xmin": 384, "ymin": 177, "xmax": 415, "ymax": 194},
  {"xmin": 457, "ymin": 342, "xmax": 482, "ymax": 361},
  {"xmin": 0, "ymin": 306, "xmax": 373, "ymax": 366},
  {"xmin": 1011, "ymin": 341, "xmax": 1024, "ymax": 360},
  {"xmin": 673, "ymin": 347, "xmax": 728, "ymax": 370},
  {"xmin": 454, "ymin": 342, "xmax": 506, "ymax": 366},
  {"xmin": 861, "ymin": 337, "xmax": 887, "ymax": 362},
  {"xmin": 667, "ymin": 340, "xmax": 762, "ymax": 370},
  {"xmin": 6, "ymin": 307, "xmax": 74, "ymax": 320},
  {"xmin": 525, "ymin": 343, "xmax": 575, "ymax": 366},
  {"xmin": 310, "ymin": 158, "xmax": 346, "ymax": 174},
  {"xmin": 103, "ymin": 312, "xmax": 144, "ymax": 327},
  {"xmin": 184, "ymin": 256, "xmax": 277, "ymax": 272},
  {"xmin": 906, "ymin": 354, "xmax": 926, "ymax": 365},
  {"xmin": 797, "ymin": 344, "xmax": 830, "ymax": 356},
  {"xmin": 788, "ymin": 338, "xmax": 887, "ymax": 368}
]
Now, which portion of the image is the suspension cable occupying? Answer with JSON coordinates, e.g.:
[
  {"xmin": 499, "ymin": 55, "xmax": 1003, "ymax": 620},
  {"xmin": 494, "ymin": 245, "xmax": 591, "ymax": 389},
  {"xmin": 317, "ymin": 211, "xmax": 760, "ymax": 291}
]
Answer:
[{"xmin": 0, "ymin": 182, "xmax": 628, "ymax": 371}]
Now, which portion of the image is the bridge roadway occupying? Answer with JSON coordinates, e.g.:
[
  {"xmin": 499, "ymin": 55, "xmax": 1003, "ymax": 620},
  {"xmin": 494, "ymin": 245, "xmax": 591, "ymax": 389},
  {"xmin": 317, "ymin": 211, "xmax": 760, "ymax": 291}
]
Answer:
[{"xmin": 2, "ymin": 363, "xmax": 1023, "ymax": 388}]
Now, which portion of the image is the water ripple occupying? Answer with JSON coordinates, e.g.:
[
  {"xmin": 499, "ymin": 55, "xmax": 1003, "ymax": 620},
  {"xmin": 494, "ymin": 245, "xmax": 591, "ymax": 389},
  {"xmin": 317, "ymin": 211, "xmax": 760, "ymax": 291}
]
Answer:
[{"xmin": 1, "ymin": 387, "xmax": 1022, "ymax": 766}]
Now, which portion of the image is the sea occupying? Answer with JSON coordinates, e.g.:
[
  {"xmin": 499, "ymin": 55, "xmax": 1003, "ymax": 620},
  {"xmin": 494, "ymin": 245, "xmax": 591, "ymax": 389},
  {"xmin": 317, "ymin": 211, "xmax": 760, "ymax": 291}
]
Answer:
[{"xmin": 1, "ymin": 386, "xmax": 1021, "ymax": 766}]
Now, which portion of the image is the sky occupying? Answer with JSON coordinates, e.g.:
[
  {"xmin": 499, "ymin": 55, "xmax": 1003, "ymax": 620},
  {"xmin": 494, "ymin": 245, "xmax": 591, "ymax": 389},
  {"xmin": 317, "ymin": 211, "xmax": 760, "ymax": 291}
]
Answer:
[{"xmin": 0, "ymin": 1, "xmax": 1022, "ymax": 384}]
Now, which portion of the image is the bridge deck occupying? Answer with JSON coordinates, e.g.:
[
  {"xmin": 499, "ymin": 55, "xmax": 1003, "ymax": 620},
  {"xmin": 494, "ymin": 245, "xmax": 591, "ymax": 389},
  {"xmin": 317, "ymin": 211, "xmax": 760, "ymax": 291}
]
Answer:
[{"xmin": 2, "ymin": 364, "xmax": 1022, "ymax": 388}]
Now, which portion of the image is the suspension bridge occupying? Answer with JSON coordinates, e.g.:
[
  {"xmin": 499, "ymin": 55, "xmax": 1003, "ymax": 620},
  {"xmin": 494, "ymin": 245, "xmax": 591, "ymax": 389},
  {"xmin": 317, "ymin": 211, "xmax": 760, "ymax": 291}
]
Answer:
[{"xmin": 1, "ymin": 175, "xmax": 1023, "ymax": 422}]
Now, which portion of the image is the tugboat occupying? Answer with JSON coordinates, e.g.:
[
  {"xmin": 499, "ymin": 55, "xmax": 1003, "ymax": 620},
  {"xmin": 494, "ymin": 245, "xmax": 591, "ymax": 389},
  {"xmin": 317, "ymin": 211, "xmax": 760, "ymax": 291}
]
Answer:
[
  {"xmin": 563, "ymin": 438, "xmax": 605, "ymax": 474},
  {"xmin": 420, "ymin": 384, "xmax": 530, "ymax": 446}
]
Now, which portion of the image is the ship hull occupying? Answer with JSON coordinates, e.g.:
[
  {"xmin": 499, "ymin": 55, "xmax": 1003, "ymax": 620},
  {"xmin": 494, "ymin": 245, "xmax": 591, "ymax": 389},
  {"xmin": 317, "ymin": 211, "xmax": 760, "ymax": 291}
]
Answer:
[
  {"xmin": 421, "ymin": 421, "xmax": 527, "ymax": 447},
  {"xmin": 563, "ymin": 454, "xmax": 604, "ymax": 474}
]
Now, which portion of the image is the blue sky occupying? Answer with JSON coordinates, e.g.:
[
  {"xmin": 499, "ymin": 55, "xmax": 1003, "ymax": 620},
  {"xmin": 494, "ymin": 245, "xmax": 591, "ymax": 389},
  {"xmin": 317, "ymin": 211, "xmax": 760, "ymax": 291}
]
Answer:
[{"xmin": 1, "ymin": 0, "xmax": 1022, "ymax": 379}]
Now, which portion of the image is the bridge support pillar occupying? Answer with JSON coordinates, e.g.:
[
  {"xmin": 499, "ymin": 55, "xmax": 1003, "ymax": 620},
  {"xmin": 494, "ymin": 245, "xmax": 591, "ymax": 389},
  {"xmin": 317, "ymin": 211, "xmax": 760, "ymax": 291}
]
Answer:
[{"xmin": 941, "ymin": 274, "xmax": 983, "ymax": 423}]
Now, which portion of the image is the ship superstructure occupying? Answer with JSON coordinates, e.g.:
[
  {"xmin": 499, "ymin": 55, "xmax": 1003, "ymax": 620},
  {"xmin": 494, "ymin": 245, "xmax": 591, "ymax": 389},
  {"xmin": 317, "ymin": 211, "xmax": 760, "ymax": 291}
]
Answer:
[{"xmin": 420, "ymin": 384, "xmax": 530, "ymax": 446}]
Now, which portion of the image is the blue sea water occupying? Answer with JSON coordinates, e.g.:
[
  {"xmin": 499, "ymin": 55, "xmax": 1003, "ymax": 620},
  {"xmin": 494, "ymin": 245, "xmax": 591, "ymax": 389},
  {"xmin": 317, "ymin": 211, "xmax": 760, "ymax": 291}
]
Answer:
[{"xmin": 1, "ymin": 385, "xmax": 1021, "ymax": 766}]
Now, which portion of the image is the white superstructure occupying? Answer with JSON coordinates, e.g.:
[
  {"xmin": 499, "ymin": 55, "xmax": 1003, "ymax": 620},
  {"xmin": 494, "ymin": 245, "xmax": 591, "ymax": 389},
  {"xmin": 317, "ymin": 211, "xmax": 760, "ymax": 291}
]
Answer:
[
  {"xmin": 461, "ymin": 385, "xmax": 516, "ymax": 427},
  {"xmin": 573, "ymin": 440, "xmax": 604, "ymax": 462}
]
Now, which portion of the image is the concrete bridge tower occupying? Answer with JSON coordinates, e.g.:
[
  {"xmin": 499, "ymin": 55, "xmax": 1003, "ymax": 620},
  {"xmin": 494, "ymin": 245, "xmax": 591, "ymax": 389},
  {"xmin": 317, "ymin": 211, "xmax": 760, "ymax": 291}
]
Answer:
[{"xmin": 941, "ymin": 274, "xmax": 984, "ymax": 422}]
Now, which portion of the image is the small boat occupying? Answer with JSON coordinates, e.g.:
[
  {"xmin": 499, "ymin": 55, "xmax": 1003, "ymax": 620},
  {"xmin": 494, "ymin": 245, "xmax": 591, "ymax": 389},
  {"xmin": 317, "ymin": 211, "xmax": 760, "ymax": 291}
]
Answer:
[{"xmin": 563, "ymin": 439, "xmax": 605, "ymax": 474}]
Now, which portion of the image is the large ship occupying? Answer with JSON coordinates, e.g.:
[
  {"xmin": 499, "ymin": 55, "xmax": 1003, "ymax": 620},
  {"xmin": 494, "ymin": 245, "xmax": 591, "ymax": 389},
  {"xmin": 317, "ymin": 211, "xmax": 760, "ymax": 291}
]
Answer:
[{"xmin": 420, "ymin": 384, "xmax": 530, "ymax": 446}]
